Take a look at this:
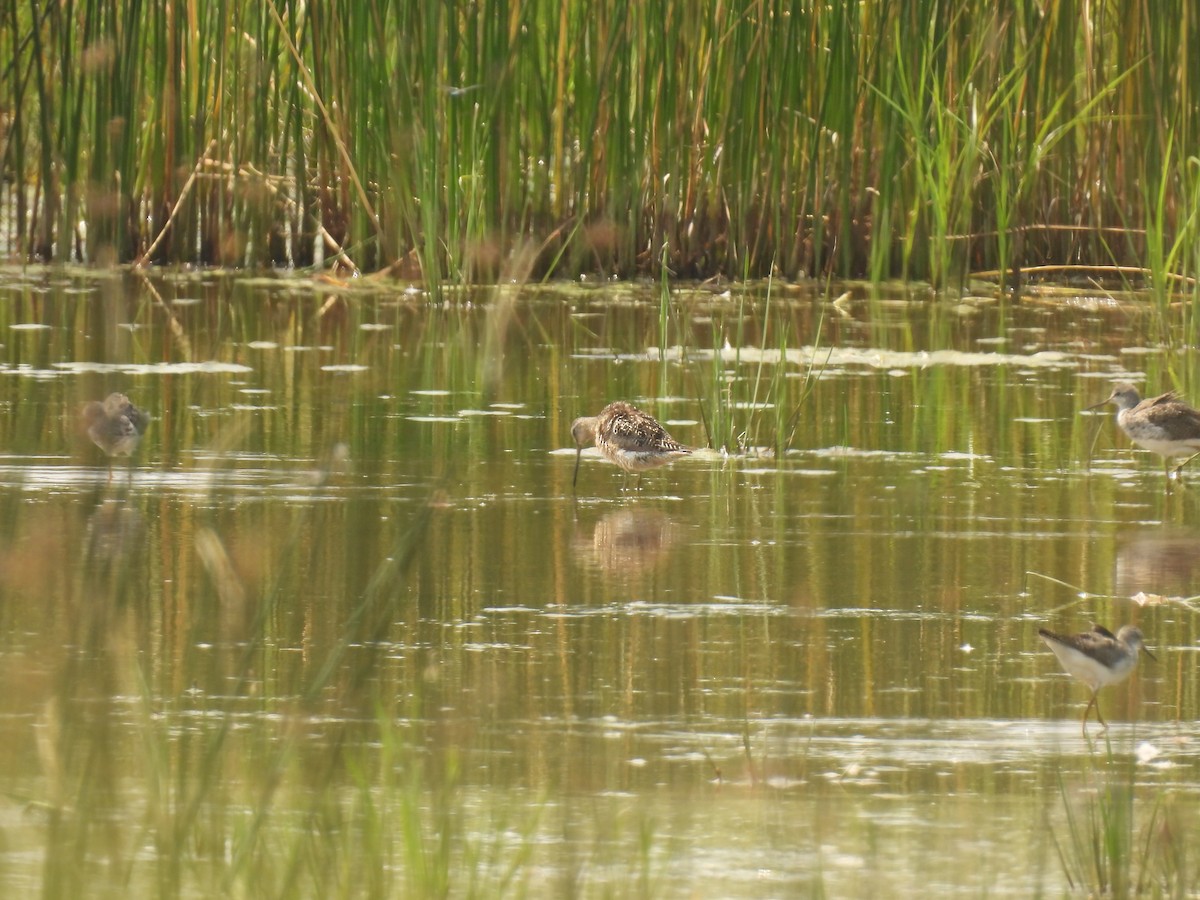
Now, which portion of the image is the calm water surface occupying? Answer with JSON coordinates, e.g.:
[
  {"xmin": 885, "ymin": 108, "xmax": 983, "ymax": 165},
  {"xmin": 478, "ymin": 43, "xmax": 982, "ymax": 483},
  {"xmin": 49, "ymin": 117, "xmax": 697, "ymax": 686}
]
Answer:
[{"xmin": 0, "ymin": 269, "xmax": 1198, "ymax": 896}]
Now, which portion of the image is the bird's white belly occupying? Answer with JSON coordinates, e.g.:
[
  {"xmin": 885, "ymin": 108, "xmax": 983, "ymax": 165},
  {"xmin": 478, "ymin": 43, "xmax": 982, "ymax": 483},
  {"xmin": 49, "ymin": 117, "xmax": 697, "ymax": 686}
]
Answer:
[{"xmin": 1131, "ymin": 436, "xmax": 1200, "ymax": 458}]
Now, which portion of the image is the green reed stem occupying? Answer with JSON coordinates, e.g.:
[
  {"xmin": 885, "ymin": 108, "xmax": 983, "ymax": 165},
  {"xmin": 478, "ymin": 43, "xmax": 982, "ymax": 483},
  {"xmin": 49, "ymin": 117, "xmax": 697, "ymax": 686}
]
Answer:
[{"xmin": 4, "ymin": 0, "xmax": 1200, "ymax": 286}]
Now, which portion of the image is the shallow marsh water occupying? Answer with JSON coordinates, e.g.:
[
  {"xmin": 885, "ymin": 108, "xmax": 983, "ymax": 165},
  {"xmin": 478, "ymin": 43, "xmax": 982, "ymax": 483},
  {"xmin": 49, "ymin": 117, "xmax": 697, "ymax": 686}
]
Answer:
[{"xmin": 0, "ymin": 269, "xmax": 1198, "ymax": 895}]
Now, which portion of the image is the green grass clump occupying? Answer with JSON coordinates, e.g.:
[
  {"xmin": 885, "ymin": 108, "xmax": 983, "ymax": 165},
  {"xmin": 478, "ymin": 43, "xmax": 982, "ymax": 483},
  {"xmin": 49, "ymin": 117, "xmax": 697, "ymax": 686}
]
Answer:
[{"xmin": 1052, "ymin": 750, "xmax": 1198, "ymax": 897}]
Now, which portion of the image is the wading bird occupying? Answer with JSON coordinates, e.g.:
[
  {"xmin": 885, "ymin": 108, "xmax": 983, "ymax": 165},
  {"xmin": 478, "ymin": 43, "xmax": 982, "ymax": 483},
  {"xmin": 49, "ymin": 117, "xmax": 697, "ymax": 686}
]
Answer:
[
  {"xmin": 571, "ymin": 401, "xmax": 689, "ymax": 491},
  {"xmin": 1087, "ymin": 382, "xmax": 1200, "ymax": 479},
  {"xmin": 1039, "ymin": 624, "xmax": 1154, "ymax": 737},
  {"xmin": 83, "ymin": 392, "xmax": 151, "ymax": 483}
]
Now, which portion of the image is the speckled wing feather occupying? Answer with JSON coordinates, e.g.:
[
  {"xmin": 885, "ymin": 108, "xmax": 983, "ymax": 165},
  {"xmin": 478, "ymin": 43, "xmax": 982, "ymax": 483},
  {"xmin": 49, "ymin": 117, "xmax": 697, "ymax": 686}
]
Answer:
[
  {"xmin": 1143, "ymin": 391, "xmax": 1180, "ymax": 408},
  {"xmin": 103, "ymin": 393, "xmax": 150, "ymax": 430},
  {"xmin": 601, "ymin": 402, "xmax": 687, "ymax": 453},
  {"xmin": 123, "ymin": 402, "xmax": 152, "ymax": 435},
  {"xmin": 1136, "ymin": 394, "xmax": 1200, "ymax": 441},
  {"xmin": 1041, "ymin": 626, "xmax": 1127, "ymax": 670},
  {"xmin": 112, "ymin": 414, "xmax": 139, "ymax": 444}
]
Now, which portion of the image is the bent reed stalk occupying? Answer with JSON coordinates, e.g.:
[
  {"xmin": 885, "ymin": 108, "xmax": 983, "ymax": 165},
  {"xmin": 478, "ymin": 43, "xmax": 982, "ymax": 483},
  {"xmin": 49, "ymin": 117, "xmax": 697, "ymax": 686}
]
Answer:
[{"xmin": 2, "ymin": 0, "xmax": 1198, "ymax": 290}]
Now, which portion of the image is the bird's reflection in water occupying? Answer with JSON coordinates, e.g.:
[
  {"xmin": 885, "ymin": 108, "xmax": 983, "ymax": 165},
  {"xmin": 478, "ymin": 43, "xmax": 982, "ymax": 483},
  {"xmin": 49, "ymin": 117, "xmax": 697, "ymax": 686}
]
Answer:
[
  {"xmin": 1114, "ymin": 530, "xmax": 1200, "ymax": 600},
  {"xmin": 84, "ymin": 498, "xmax": 145, "ymax": 576},
  {"xmin": 573, "ymin": 508, "xmax": 678, "ymax": 576}
]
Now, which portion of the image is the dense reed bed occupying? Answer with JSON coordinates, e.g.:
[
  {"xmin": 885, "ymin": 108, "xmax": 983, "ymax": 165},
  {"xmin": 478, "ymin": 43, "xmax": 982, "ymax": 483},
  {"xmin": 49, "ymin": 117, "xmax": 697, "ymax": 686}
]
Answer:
[{"xmin": 1, "ymin": 0, "xmax": 1199, "ymax": 287}]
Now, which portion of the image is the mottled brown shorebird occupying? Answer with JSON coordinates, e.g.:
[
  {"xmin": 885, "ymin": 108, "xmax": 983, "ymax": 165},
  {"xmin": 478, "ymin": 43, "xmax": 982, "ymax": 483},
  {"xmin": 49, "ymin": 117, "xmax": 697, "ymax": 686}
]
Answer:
[
  {"xmin": 1039, "ymin": 624, "xmax": 1155, "ymax": 737},
  {"xmin": 82, "ymin": 392, "xmax": 151, "ymax": 481},
  {"xmin": 1087, "ymin": 382, "xmax": 1200, "ymax": 478},
  {"xmin": 571, "ymin": 401, "xmax": 690, "ymax": 490}
]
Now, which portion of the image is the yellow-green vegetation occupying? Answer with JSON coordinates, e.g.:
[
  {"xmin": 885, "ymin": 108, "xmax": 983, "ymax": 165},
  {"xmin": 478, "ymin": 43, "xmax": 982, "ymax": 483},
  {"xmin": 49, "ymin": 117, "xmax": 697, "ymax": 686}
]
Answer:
[
  {"xmin": 1052, "ymin": 749, "xmax": 1196, "ymax": 897},
  {"xmin": 2, "ymin": 1, "xmax": 1199, "ymax": 288}
]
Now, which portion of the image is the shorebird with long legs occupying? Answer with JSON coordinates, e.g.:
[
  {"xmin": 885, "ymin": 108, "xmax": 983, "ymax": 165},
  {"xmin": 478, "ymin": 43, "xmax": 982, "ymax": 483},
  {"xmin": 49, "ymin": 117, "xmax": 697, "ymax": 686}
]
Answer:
[
  {"xmin": 83, "ymin": 392, "xmax": 151, "ymax": 483},
  {"xmin": 571, "ymin": 401, "xmax": 690, "ymax": 492},
  {"xmin": 1039, "ymin": 624, "xmax": 1155, "ymax": 737},
  {"xmin": 1087, "ymin": 382, "xmax": 1200, "ymax": 480}
]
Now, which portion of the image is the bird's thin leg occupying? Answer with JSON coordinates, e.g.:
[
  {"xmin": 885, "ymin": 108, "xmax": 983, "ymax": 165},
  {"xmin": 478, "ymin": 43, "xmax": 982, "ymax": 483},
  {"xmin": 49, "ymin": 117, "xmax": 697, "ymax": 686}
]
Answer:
[
  {"xmin": 1180, "ymin": 451, "xmax": 1200, "ymax": 470},
  {"xmin": 1081, "ymin": 692, "xmax": 1098, "ymax": 738},
  {"xmin": 1094, "ymin": 694, "xmax": 1109, "ymax": 732}
]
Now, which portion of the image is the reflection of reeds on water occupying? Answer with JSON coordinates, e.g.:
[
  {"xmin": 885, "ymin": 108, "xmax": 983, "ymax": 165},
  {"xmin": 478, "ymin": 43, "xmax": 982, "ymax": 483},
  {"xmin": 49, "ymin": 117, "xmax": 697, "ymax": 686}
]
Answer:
[
  {"xmin": 194, "ymin": 526, "xmax": 252, "ymax": 641},
  {"xmin": 1114, "ymin": 531, "xmax": 1200, "ymax": 600},
  {"xmin": 35, "ymin": 489, "xmax": 456, "ymax": 895},
  {"xmin": 573, "ymin": 509, "xmax": 677, "ymax": 575}
]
